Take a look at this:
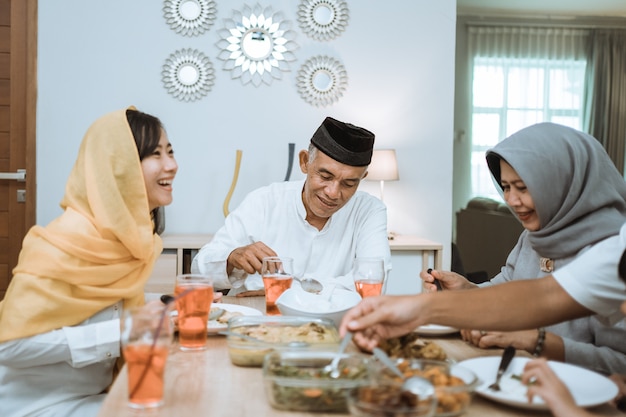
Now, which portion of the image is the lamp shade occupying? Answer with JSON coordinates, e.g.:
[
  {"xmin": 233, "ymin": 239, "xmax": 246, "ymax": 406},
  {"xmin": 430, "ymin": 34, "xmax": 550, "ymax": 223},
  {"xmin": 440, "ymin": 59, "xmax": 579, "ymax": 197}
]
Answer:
[{"xmin": 366, "ymin": 149, "xmax": 399, "ymax": 181}]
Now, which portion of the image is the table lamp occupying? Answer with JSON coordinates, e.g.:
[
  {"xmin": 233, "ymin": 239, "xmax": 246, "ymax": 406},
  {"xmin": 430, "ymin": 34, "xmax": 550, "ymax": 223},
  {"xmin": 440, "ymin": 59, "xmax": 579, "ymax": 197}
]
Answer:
[
  {"xmin": 366, "ymin": 149, "xmax": 399, "ymax": 203},
  {"xmin": 366, "ymin": 149, "xmax": 399, "ymax": 240}
]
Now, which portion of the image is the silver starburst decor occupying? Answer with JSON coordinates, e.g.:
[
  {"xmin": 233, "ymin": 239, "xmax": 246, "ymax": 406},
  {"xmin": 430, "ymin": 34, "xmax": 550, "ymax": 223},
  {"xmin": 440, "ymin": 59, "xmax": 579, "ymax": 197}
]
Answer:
[
  {"xmin": 162, "ymin": 49, "xmax": 215, "ymax": 102},
  {"xmin": 297, "ymin": 0, "xmax": 349, "ymax": 42},
  {"xmin": 163, "ymin": 0, "xmax": 217, "ymax": 37},
  {"xmin": 296, "ymin": 55, "xmax": 348, "ymax": 107},
  {"xmin": 216, "ymin": 3, "xmax": 298, "ymax": 87}
]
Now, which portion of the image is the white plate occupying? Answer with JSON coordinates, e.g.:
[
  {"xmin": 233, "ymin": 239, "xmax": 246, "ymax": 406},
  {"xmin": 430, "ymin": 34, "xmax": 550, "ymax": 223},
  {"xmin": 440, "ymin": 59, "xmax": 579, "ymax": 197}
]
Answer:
[
  {"xmin": 171, "ymin": 303, "xmax": 263, "ymax": 335},
  {"xmin": 415, "ymin": 324, "xmax": 458, "ymax": 335},
  {"xmin": 459, "ymin": 356, "xmax": 618, "ymax": 410}
]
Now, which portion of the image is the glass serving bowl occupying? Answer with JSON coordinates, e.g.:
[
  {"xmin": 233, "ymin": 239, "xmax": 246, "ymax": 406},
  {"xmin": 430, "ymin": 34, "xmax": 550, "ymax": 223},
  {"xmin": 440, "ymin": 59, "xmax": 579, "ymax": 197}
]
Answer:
[
  {"xmin": 225, "ymin": 315, "xmax": 340, "ymax": 367},
  {"xmin": 347, "ymin": 379, "xmax": 437, "ymax": 417},
  {"xmin": 262, "ymin": 350, "xmax": 372, "ymax": 412},
  {"xmin": 373, "ymin": 358, "xmax": 478, "ymax": 417}
]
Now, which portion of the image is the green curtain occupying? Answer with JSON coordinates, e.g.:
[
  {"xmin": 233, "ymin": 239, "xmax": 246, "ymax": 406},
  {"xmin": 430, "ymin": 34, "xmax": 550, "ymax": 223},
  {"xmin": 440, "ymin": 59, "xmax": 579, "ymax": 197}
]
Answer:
[{"xmin": 584, "ymin": 30, "xmax": 626, "ymax": 175}]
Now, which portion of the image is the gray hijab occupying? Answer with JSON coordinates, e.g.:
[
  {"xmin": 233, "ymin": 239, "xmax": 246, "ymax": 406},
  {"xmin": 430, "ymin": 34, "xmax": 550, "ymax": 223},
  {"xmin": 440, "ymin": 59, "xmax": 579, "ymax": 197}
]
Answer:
[{"xmin": 486, "ymin": 122, "xmax": 626, "ymax": 259}]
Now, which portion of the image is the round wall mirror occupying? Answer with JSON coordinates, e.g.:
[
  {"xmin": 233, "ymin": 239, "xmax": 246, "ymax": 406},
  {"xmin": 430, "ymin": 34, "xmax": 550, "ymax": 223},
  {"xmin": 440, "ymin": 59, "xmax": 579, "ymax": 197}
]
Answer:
[
  {"xmin": 162, "ymin": 48, "xmax": 215, "ymax": 102},
  {"xmin": 216, "ymin": 4, "xmax": 298, "ymax": 86},
  {"xmin": 312, "ymin": 69, "xmax": 332, "ymax": 91},
  {"xmin": 178, "ymin": 63, "xmax": 200, "ymax": 85},
  {"xmin": 163, "ymin": 0, "xmax": 217, "ymax": 37},
  {"xmin": 179, "ymin": 0, "xmax": 201, "ymax": 20},
  {"xmin": 297, "ymin": 0, "xmax": 349, "ymax": 41},
  {"xmin": 241, "ymin": 29, "xmax": 272, "ymax": 60},
  {"xmin": 296, "ymin": 55, "xmax": 348, "ymax": 107},
  {"xmin": 313, "ymin": 4, "xmax": 334, "ymax": 25}
]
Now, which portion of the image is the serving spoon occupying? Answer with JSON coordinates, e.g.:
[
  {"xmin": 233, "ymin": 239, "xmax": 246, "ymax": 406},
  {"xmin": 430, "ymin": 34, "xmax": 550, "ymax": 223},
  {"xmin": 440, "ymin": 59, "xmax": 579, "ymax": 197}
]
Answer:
[
  {"xmin": 293, "ymin": 276, "xmax": 324, "ymax": 294},
  {"xmin": 324, "ymin": 332, "xmax": 353, "ymax": 378},
  {"xmin": 372, "ymin": 347, "xmax": 435, "ymax": 397}
]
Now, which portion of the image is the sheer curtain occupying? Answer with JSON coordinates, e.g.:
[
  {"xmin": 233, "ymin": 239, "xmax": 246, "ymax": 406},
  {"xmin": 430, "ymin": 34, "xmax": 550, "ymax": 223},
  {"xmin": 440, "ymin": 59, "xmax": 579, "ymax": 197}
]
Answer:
[
  {"xmin": 584, "ymin": 30, "xmax": 626, "ymax": 174},
  {"xmin": 467, "ymin": 26, "xmax": 589, "ymax": 60},
  {"xmin": 465, "ymin": 26, "xmax": 590, "ymax": 199}
]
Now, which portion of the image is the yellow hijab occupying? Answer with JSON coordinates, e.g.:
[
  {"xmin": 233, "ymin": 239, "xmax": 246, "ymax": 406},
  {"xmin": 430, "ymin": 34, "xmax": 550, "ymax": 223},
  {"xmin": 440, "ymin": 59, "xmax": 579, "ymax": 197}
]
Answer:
[{"xmin": 0, "ymin": 107, "xmax": 163, "ymax": 342}]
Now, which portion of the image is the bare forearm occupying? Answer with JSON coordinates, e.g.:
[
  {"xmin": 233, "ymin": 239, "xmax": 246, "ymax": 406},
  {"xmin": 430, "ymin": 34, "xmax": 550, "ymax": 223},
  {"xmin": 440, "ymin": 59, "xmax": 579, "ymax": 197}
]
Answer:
[
  {"xmin": 342, "ymin": 276, "xmax": 594, "ymax": 352},
  {"xmin": 424, "ymin": 277, "xmax": 592, "ymax": 331}
]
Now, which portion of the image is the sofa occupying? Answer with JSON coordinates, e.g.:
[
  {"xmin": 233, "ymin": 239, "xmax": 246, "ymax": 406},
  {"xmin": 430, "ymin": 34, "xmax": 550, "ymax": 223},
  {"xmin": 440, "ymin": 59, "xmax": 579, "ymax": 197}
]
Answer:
[{"xmin": 455, "ymin": 197, "xmax": 524, "ymax": 282}]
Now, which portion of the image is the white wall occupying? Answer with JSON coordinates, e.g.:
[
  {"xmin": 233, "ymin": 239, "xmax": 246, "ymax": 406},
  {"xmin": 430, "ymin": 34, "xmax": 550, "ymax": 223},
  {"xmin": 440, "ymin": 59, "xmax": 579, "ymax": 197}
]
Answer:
[{"xmin": 37, "ymin": 0, "xmax": 456, "ymax": 269}]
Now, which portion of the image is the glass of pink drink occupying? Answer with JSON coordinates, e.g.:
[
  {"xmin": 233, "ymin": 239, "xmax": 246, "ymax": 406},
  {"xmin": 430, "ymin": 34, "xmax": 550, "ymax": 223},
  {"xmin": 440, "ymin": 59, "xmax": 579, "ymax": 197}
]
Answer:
[
  {"xmin": 175, "ymin": 274, "xmax": 214, "ymax": 351},
  {"xmin": 353, "ymin": 257, "xmax": 385, "ymax": 298},
  {"xmin": 121, "ymin": 303, "xmax": 173, "ymax": 409},
  {"xmin": 262, "ymin": 256, "xmax": 293, "ymax": 315}
]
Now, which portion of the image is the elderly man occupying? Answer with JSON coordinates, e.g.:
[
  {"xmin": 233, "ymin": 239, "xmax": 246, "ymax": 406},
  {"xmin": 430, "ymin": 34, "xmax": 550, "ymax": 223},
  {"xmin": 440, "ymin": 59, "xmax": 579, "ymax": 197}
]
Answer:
[{"xmin": 191, "ymin": 117, "xmax": 391, "ymax": 296}]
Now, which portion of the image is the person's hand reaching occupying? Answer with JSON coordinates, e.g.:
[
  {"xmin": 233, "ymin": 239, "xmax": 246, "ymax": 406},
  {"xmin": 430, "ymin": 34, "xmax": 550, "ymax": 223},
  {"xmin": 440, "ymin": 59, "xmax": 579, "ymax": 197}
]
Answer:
[{"xmin": 339, "ymin": 295, "xmax": 427, "ymax": 352}]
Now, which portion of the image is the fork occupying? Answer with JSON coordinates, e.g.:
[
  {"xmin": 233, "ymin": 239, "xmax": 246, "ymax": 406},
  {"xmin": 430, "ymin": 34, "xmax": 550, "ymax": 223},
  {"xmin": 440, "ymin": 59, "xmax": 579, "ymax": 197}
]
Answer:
[{"xmin": 488, "ymin": 345, "xmax": 516, "ymax": 391}]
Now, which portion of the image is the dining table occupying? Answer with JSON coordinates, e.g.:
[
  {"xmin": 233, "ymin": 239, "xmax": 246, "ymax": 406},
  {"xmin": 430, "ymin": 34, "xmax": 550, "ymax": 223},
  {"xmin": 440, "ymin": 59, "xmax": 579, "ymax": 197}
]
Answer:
[{"xmin": 97, "ymin": 296, "xmax": 623, "ymax": 417}]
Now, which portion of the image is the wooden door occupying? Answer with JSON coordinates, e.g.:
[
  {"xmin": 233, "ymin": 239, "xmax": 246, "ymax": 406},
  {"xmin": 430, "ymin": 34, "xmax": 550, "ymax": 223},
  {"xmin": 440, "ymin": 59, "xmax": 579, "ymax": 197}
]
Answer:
[{"xmin": 0, "ymin": 0, "xmax": 37, "ymax": 300}]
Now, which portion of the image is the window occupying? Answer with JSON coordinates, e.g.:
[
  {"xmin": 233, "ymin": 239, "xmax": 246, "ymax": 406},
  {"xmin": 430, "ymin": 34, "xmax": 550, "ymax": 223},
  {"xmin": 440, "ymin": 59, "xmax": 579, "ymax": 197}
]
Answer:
[{"xmin": 470, "ymin": 57, "xmax": 587, "ymax": 200}]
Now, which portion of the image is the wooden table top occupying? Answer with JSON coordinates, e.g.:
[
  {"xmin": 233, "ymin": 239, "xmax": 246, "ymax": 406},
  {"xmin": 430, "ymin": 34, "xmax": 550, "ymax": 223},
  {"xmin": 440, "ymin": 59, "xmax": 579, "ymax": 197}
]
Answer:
[{"xmin": 97, "ymin": 296, "xmax": 622, "ymax": 417}]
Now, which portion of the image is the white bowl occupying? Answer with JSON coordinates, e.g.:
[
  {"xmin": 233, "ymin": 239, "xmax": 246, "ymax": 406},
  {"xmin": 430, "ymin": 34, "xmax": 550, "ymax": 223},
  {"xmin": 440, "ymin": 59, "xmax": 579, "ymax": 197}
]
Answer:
[{"xmin": 276, "ymin": 287, "xmax": 362, "ymax": 327}]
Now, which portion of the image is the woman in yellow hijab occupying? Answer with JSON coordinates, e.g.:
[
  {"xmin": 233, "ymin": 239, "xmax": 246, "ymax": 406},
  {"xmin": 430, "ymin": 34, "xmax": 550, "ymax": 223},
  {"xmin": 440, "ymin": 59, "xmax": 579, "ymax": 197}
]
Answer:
[{"xmin": 0, "ymin": 107, "xmax": 178, "ymax": 417}]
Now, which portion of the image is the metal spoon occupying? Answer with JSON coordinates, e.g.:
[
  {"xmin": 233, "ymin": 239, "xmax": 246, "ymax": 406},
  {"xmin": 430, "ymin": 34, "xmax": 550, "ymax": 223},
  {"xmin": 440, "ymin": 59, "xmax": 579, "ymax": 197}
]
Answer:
[
  {"xmin": 293, "ymin": 276, "xmax": 324, "ymax": 294},
  {"xmin": 372, "ymin": 347, "xmax": 435, "ymax": 397},
  {"xmin": 324, "ymin": 332, "xmax": 353, "ymax": 378}
]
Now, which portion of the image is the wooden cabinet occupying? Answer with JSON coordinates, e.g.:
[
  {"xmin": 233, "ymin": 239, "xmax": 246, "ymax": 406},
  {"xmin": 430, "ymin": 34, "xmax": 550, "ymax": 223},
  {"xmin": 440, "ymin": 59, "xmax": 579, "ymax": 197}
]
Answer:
[{"xmin": 145, "ymin": 234, "xmax": 442, "ymax": 296}]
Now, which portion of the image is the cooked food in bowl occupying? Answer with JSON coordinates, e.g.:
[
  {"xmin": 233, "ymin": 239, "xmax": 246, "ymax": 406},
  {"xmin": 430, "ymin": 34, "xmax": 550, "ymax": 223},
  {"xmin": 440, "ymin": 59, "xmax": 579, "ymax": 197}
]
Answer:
[
  {"xmin": 226, "ymin": 316, "xmax": 340, "ymax": 367},
  {"xmin": 348, "ymin": 380, "xmax": 437, "ymax": 417},
  {"xmin": 379, "ymin": 332, "xmax": 447, "ymax": 361},
  {"xmin": 263, "ymin": 350, "xmax": 372, "ymax": 412},
  {"xmin": 232, "ymin": 321, "xmax": 337, "ymax": 344},
  {"xmin": 375, "ymin": 359, "xmax": 478, "ymax": 417}
]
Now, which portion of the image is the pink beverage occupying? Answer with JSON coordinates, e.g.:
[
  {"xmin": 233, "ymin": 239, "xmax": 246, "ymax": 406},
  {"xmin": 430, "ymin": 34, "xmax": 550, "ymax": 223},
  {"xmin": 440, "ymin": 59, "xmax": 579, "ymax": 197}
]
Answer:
[
  {"xmin": 175, "ymin": 283, "xmax": 213, "ymax": 350},
  {"xmin": 262, "ymin": 274, "xmax": 293, "ymax": 315},
  {"xmin": 355, "ymin": 279, "xmax": 384, "ymax": 298},
  {"xmin": 124, "ymin": 344, "xmax": 169, "ymax": 409}
]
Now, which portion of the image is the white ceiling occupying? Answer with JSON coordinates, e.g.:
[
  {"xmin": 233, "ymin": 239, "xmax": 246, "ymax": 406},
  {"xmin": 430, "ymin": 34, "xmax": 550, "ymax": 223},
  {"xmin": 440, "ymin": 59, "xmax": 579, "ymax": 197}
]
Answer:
[{"xmin": 457, "ymin": 0, "xmax": 626, "ymax": 18}]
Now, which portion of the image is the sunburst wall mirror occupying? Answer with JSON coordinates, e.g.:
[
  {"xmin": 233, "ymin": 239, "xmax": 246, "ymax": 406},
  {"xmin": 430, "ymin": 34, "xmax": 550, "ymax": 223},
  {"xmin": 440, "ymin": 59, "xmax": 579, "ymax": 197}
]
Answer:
[
  {"xmin": 296, "ymin": 55, "xmax": 348, "ymax": 107},
  {"xmin": 163, "ymin": 0, "xmax": 217, "ymax": 37},
  {"xmin": 162, "ymin": 48, "xmax": 215, "ymax": 102},
  {"xmin": 216, "ymin": 3, "xmax": 299, "ymax": 87},
  {"xmin": 297, "ymin": 0, "xmax": 349, "ymax": 41}
]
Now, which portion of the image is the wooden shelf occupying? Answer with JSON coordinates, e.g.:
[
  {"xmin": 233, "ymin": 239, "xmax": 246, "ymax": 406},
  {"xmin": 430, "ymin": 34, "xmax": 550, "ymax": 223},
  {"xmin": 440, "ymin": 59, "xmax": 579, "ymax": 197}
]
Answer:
[{"xmin": 146, "ymin": 233, "xmax": 443, "ymax": 295}]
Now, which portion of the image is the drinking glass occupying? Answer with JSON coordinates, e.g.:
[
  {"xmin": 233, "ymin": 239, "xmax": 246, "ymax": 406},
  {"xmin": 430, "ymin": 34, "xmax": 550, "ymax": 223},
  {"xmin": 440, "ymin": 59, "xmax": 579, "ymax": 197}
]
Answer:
[
  {"xmin": 174, "ymin": 273, "xmax": 214, "ymax": 351},
  {"xmin": 121, "ymin": 303, "xmax": 173, "ymax": 410},
  {"xmin": 262, "ymin": 256, "xmax": 293, "ymax": 315},
  {"xmin": 353, "ymin": 257, "xmax": 385, "ymax": 298}
]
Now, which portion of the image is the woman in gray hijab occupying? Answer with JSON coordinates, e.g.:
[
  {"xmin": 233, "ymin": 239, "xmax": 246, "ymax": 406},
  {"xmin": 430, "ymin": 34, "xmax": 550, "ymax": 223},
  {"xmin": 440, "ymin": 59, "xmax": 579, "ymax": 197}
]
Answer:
[{"xmin": 422, "ymin": 122, "xmax": 626, "ymax": 375}]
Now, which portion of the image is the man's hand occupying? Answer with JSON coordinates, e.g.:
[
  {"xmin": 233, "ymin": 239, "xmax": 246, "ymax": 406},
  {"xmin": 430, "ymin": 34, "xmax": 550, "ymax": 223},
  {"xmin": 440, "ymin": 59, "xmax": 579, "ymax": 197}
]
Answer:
[{"xmin": 227, "ymin": 242, "xmax": 277, "ymax": 275}]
